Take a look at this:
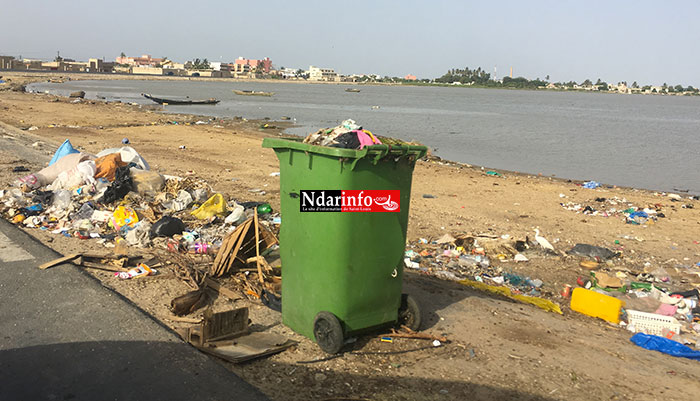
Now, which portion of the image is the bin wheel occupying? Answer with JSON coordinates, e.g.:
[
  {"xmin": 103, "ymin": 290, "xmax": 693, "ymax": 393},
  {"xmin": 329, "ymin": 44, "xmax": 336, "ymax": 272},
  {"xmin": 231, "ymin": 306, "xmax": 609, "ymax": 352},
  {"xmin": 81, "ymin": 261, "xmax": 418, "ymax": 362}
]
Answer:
[
  {"xmin": 313, "ymin": 311, "xmax": 344, "ymax": 354},
  {"xmin": 398, "ymin": 294, "xmax": 422, "ymax": 331}
]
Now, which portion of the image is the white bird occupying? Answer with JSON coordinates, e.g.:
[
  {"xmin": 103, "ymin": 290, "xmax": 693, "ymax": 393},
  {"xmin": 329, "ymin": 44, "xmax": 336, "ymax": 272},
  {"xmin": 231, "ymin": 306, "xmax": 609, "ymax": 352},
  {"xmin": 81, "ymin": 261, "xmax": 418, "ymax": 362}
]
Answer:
[{"xmin": 534, "ymin": 228, "xmax": 554, "ymax": 252}]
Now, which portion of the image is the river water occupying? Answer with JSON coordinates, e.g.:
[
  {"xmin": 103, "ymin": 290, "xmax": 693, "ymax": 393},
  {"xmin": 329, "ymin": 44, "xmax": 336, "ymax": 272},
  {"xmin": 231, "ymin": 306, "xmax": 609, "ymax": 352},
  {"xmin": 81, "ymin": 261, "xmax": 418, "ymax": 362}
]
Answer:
[{"xmin": 29, "ymin": 79, "xmax": 700, "ymax": 194}]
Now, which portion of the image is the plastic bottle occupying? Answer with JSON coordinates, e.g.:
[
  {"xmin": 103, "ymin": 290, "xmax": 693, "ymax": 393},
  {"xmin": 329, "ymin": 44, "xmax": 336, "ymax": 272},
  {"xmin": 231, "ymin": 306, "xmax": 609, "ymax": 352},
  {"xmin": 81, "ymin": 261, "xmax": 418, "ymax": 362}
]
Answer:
[
  {"xmin": 257, "ymin": 203, "xmax": 272, "ymax": 214},
  {"xmin": 187, "ymin": 241, "xmax": 221, "ymax": 255}
]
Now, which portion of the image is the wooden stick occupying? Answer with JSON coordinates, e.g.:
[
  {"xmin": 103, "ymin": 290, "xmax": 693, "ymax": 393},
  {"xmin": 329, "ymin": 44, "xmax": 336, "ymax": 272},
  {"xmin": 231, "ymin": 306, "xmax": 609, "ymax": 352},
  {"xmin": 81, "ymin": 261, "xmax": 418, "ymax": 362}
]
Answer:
[
  {"xmin": 254, "ymin": 208, "xmax": 263, "ymax": 284},
  {"xmin": 224, "ymin": 220, "xmax": 251, "ymax": 275},
  {"xmin": 39, "ymin": 253, "xmax": 80, "ymax": 270},
  {"xmin": 203, "ymin": 277, "xmax": 242, "ymax": 301},
  {"xmin": 80, "ymin": 261, "xmax": 129, "ymax": 272},
  {"xmin": 212, "ymin": 230, "xmax": 236, "ymax": 274},
  {"xmin": 165, "ymin": 316, "xmax": 203, "ymax": 324},
  {"xmin": 388, "ymin": 328, "xmax": 447, "ymax": 342}
]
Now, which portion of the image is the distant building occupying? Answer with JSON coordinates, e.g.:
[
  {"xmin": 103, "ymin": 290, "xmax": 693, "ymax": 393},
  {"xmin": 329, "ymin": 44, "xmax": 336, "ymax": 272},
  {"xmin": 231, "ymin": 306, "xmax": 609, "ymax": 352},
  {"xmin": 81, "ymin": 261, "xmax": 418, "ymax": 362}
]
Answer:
[
  {"xmin": 0, "ymin": 55, "xmax": 14, "ymax": 69},
  {"xmin": 280, "ymin": 67, "xmax": 298, "ymax": 79},
  {"xmin": 404, "ymin": 74, "xmax": 417, "ymax": 81},
  {"xmin": 41, "ymin": 60, "xmax": 87, "ymax": 72},
  {"xmin": 116, "ymin": 54, "xmax": 164, "ymax": 67},
  {"xmin": 234, "ymin": 57, "xmax": 272, "ymax": 74},
  {"xmin": 131, "ymin": 66, "xmax": 163, "ymax": 75},
  {"xmin": 88, "ymin": 58, "xmax": 103, "ymax": 72},
  {"xmin": 309, "ymin": 66, "xmax": 337, "ymax": 81}
]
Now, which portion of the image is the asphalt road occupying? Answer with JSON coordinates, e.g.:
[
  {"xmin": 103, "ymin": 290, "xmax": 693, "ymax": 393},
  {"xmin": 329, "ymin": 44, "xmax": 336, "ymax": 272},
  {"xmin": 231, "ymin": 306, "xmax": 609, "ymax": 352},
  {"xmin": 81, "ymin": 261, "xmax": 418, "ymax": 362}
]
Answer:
[{"xmin": 0, "ymin": 217, "xmax": 269, "ymax": 401}]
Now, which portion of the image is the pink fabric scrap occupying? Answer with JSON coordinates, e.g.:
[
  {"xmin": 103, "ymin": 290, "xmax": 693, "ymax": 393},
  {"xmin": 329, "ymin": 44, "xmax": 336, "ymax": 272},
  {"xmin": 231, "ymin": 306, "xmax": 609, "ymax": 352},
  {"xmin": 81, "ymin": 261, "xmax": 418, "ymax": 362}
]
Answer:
[
  {"xmin": 355, "ymin": 130, "xmax": 382, "ymax": 149},
  {"xmin": 655, "ymin": 303, "xmax": 678, "ymax": 316}
]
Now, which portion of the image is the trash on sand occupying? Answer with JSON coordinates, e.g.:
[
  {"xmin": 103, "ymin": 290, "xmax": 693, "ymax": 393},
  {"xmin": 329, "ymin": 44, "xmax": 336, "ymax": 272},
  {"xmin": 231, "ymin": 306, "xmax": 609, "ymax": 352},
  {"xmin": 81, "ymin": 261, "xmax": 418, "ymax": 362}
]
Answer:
[
  {"xmin": 582, "ymin": 181, "xmax": 601, "ymax": 189},
  {"xmin": 593, "ymin": 271, "xmax": 623, "ymax": 288},
  {"xmin": 211, "ymin": 214, "xmax": 278, "ymax": 278},
  {"xmin": 112, "ymin": 205, "xmax": 139, "ymax": 231},
  {"xmin": 171, "ymin": 288, "xmax": 209, "ymax": 316},
  {"xmin": 630, "ymin": 333, "xmax": 700, "ymax": 361},
  {"xmin": 459, "ymin": 279, "xmax": 562, "ymax": 314},
  {"xmin": 570, "ymin": 288, "xmax": 624, "ymax": 324},
  {"xmin": 625, "ymin": 309, "xmax": 682, "ymax": 337},
  {"xmin": 191, "ymin": 193, "xmax": 228, "ymax": 219},
  {"xmin": 102, "ymin": 166, "xmax": 134, "ymax": 203},
  {"xmin": 579, "ymin": 260, "xmax": 599, "ymax": 269},
  {"xmin": 151, "ymin": 216, "xmax": 185, "ymax": 238},
  {"xmin": 49, "ymin": 139, "xmax": 80, "ymax": 166},
  {"xmin": 115, "ymin": 263, "xmax": 156, "ymax": 279},
  {"xmin": 177, "ymin": 307, "xmax": 297, "ymax": 363},
  {"xmin": 567, "ymin": 243, "xmax": 619, "ymax": 260}
]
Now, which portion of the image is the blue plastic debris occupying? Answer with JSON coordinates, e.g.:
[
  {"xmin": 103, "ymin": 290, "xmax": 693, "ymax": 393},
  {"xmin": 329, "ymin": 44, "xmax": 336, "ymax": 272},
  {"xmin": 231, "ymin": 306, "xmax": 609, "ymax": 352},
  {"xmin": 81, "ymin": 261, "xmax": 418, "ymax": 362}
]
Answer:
[
  {"xmin": 630, "ymin": 333, "xmax": 700, "ymax": 361},
  {"xmin": 582, "ymin": 181, "xmax": 601, "ymax": 189}
]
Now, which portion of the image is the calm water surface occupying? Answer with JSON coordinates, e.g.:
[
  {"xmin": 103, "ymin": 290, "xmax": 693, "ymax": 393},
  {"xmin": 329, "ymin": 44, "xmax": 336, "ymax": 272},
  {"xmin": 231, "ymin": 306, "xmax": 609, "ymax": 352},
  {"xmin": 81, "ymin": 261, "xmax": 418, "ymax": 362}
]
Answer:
[{"xmin": 29, "ymin": 79, "xmax": 700, "ymax": 194}]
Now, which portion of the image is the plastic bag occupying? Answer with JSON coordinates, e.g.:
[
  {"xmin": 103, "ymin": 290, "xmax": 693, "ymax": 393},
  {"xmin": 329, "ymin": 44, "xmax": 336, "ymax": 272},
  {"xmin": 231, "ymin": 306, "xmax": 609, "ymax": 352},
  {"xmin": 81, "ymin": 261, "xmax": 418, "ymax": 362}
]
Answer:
[
  {"xmin": 48, "ymin": 160, "xmax": 96, "ymax": 191},
  {"xmin": 224, "ymin": 203, "xmax": 245, "ymax": 225},
  {"xmin": 191, "ymin": 188, "xmax": 209, "ymax": 203},
  {"xmin": 164, "ymin": 190, "xmax": 193, "ymax": 212},
  {"xmin": 94, "ymin": 153, "xmax": 127, "ymax": 181},
  {"xmin": 102, "ymin": 166, "xmax": 133, "ymax": 204},
  {"xmin": 34, "ymin": 153, "xmax": 92, "ymax": 188},
  {"xmin": 49, "ymin": 139, "xmax": 80, "ymax": 165},
  {"xmin": 125, "ymin": 221, "xmax": 152, "ymax": 247},
  {"xmin": 95, "ymin": 146, "xmax": 150, "ymax": 170},
  {"xmin": 130, "ymin": 168, "xmax": 165, "ymax": 196},
  {"xmin": 191, "ymin": 193, "xmax": 228, "ymax": 219},
  {"xmin": 112, "ymin": 205, "xmax": 139, "ymax": 231},
  {"xmin": 630, "ymin": 333, "xmax": 700, "ymax": 361},
  {"xmin": 150, "ymin": 216, "xmax": 185, "ymax": 238}
]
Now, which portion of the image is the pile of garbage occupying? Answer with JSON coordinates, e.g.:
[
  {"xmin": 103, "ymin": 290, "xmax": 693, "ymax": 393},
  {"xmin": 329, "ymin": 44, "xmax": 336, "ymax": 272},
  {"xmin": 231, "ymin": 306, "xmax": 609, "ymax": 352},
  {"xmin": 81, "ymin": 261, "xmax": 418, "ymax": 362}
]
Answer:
[
  {"xmin": 403, "ymin": 228, "xmax": 700, "ymax": 355},
  {"xmin": 560, "ymin": 195, "xmax": 667, "ymax": 224},
  {"xmin": 303, "ymin": 119, "xmax": 383, "ymax": 149},
  {"xmin": 403, "ymin": 232, "xmax": 548, "ymax": 296},
  {"xmin": 1, "ymin": 139, "xmax": 279, "ymax": 262}
]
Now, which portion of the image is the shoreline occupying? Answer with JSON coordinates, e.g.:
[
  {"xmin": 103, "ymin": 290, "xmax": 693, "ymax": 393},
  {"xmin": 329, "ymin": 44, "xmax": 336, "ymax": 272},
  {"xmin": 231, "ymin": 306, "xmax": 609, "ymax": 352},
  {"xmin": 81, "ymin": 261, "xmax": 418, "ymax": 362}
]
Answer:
[
  {"xmin": 13, "ymin": 70, "xmax": 697, "ymax": 197},
  {"xmin": 6, "ymin": 69, "xmax": 696, "ymax": 97}
]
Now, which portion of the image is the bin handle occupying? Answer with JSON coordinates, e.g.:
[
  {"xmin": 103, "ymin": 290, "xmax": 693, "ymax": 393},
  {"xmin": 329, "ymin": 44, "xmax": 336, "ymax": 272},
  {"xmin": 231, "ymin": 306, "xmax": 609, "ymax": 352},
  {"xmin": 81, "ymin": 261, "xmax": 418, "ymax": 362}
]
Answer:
[{"xmin": 369, "ymin": 146, "xmax": 390, "ymax": 165}]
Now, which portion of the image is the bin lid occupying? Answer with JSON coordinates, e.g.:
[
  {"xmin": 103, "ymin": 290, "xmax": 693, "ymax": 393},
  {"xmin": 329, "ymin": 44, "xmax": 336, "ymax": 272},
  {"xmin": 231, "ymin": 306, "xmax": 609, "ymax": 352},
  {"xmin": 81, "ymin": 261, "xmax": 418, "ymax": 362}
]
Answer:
[{"xmin": 262, "ymin": 137, "xmax": 427, "ymax": 161}]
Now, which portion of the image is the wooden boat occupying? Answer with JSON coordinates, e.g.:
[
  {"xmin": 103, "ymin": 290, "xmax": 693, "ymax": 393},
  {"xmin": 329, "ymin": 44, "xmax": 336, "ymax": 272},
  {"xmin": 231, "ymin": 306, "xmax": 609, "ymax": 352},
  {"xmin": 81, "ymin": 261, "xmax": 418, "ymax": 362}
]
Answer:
[
  {"xmin": 142, "ymin": 93, "xmax": 220, "ymax": 105},
  {"xmin": 345, "ymin": 88, "xmax": 361, "ymax": 93},
  {"xmin": 233, "ymin": 90, "xmax": 274, "ymax": 97}
]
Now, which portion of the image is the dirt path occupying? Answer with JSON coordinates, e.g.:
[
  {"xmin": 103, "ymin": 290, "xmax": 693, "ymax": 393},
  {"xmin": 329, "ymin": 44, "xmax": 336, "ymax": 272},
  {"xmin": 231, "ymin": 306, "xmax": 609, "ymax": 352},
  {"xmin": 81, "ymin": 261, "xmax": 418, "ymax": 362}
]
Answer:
[{"xmin": 1, "ymin": 86, "xmax": 699, "ymax": 401}]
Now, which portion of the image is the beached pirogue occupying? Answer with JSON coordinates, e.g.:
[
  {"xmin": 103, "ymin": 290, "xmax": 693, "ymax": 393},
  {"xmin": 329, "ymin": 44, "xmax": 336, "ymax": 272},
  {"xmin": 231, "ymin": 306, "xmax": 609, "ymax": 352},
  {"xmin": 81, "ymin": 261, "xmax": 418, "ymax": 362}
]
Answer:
[
  {"xmin": 233, "ymin": 90, "xmax": 274, "ymax": 97},
  {"xmin": 142, "ymin": 93, "xmax": 220, "ymax": 105}
]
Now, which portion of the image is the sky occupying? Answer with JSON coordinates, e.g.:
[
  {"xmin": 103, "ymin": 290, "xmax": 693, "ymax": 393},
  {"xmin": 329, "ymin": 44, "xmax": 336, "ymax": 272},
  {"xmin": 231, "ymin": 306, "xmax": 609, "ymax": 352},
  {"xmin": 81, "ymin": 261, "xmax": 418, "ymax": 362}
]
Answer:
[{"xmin": 2, "ymin": 0, "xmax": 699, "ymax": 86}]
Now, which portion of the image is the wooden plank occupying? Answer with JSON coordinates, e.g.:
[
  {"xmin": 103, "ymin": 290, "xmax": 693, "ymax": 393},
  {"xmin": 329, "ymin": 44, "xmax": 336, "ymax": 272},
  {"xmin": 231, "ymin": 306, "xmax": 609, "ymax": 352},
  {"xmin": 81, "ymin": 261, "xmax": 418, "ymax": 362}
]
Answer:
[
  {"xmin": 215, "ymin": 219, "xmax": 251, "ymax": 276},
  {"xmin": 223, "ymin": 220, "xmax": 252, "ymax": 275},
  {"xmin": 254, "ymin": 209, "xmax": 264, "ymax": 284},
  {"xmin": 39, "ymin": 253, "xmax": 80, "ymax": 270},
  {"xmin": 203, "ymin": 277, "xmax": 242, "ymax": 301},
  {"xmin": 212, "ymin": 230, "xmax": 237, "ymax": 274},
  {"xmin": 80, "ymin": 261, "xmax": 129, "ymax": 272}
]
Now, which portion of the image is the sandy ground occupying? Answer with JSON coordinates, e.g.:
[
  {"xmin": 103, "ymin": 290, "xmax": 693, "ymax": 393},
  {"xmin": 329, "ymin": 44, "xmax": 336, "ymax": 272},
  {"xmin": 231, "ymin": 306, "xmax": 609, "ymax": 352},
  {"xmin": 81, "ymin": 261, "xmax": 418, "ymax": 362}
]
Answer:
[{"xmin": 1, "ymin": 73, "xmax": 700, "ymax": 401}]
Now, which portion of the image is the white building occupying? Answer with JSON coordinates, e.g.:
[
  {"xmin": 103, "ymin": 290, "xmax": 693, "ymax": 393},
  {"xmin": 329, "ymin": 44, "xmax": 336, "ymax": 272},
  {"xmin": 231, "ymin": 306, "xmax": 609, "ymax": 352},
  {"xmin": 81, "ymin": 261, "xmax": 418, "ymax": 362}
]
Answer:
[{"xmin": 309, "ymin": 65, "xmax": 337, "ymax": 81}]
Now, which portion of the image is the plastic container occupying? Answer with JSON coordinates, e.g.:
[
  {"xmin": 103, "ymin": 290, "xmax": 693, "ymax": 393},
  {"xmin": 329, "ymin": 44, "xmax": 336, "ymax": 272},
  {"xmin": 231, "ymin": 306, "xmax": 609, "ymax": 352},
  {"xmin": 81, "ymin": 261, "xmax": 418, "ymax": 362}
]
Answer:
[
  {"xmin": 627, "ymin": 309, "xmax": 682, "ymax": 336},
  {"xmin": 262, "ymin": 138, "xmax": 427, "ymax": 353},
  {"xmin": 570, "ymin": 288, "xmax": 625, "ymax": 324}
]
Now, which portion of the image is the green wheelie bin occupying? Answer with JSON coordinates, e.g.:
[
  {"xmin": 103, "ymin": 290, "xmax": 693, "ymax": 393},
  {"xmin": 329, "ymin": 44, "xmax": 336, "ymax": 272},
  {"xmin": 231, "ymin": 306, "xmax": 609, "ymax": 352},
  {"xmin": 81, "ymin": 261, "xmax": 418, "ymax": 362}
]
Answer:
[{"xmin": 262, "ymin": 137, "xmax": 427, "ymax": 353}]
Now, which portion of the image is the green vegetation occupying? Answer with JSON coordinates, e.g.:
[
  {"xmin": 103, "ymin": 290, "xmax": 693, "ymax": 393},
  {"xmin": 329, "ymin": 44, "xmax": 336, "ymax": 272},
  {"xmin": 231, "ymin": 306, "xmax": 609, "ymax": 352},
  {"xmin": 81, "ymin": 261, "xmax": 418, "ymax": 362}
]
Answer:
[{"xmin": 189, "ymin": 58, "xmax": 210, "ymax": 70}]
